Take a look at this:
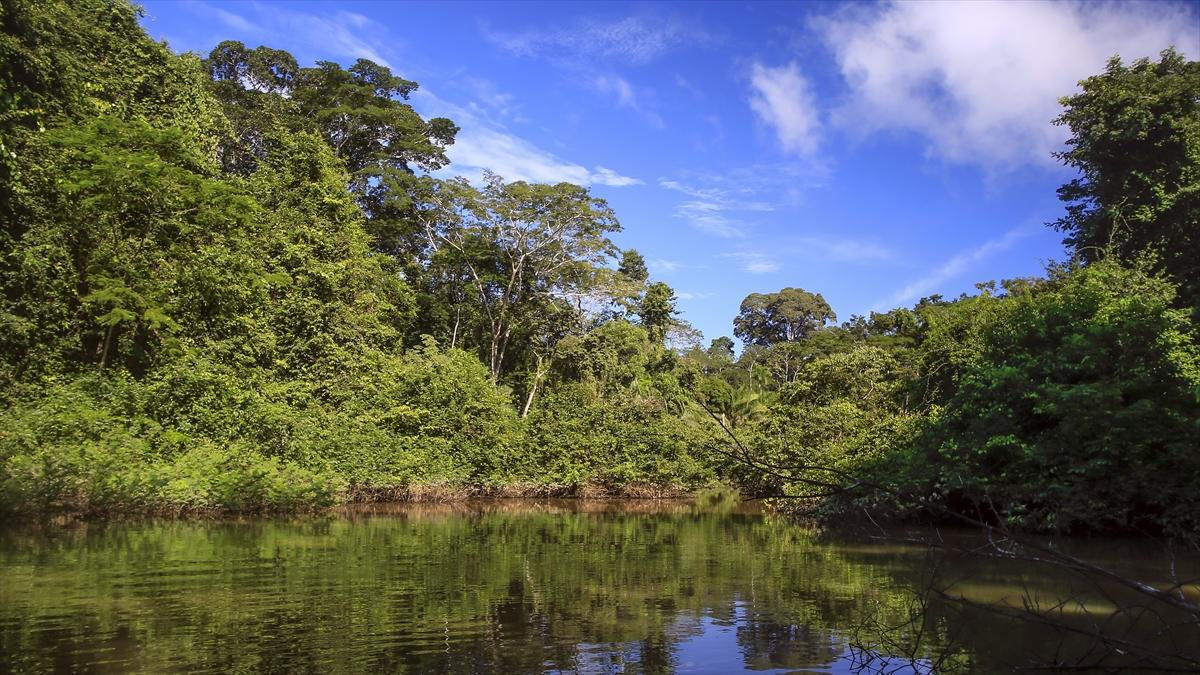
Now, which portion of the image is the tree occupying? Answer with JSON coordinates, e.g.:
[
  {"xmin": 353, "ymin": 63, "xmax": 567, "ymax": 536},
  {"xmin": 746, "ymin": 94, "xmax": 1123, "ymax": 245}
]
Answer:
[
  {"xmin": 3, "ymin": 117, "xmax": 258, "ymax": 379},
  {"xmin": 1053, "ymin": 48, "xmax": 1200, "ymax": 309},
  {"xmin": 418, "ymin": 173, "xmax": 620, "ymax": 381},
  {"xmin": 733, "ymin": 288, "xmax": 836, "ymax": 346},
  {"xmin": 707, "ymin": 337, "xmax": 735, "ymax": 361},
  {"xmin": 205, "ymin": 41, "xmax": 457, "ymax": 181},
  {"xmin": 618, "ymin": 249, "xmax": 649, "ymax": 283},
  {"xmin": 637, "ymin": 281, "xmax": 678, "ymax": 343},
  {"xmin": 917, "ymin": 260, "xmax": 1200, "ymax": 535},
  {"xmin": 203, "ymin": 41, "xmax": 459, "ymax": 273}
]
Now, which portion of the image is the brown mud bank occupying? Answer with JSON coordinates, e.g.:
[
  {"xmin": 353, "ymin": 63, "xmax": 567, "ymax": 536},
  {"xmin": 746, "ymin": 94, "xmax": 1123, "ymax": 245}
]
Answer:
[
  {"xmin": 3, "ymin": 482, "xmax": 743, "ymax": 523},
  {"xmin": 343, "ymin": 480, "xmax": 698, "ymax": 503}
]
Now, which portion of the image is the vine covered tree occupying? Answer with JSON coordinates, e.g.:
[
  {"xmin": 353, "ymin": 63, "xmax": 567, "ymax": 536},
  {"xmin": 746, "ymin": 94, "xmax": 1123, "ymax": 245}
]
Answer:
[{"xmin": 1053, "ymin": 48, "xmax": 1200, "ymax": 309}]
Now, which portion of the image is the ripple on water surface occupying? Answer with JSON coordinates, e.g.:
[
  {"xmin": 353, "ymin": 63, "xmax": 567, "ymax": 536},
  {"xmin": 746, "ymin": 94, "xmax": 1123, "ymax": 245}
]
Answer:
[{"xmin": 0, "ymin": 500, "xmax": 1196, "ymax": 674}]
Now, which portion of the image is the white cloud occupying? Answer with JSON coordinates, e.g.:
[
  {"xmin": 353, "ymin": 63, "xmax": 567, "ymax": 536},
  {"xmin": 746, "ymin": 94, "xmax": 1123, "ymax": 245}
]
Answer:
[
  {"xmin": 484, "ymin": 15, "xmax": 698, "ymax": 129},
  {"xmin": 748, "ymin": 62, "xmax": 822, "ymax": 156},
  {"xmin": 455, "ymin": 76, "xmax": 525, "ymax": 123},
  {"xmin": 884, "ymin": 227, "xmax": 1033, "ymax": 307},
  {"xmin": 485, "ymin": 15, "xmax": 707, "ymax": 65},
  {"xmin": 295, "ymin": 11, "xmax": 392, "ymax": 67},
  {"xmin": 592, "ymin": 75, "xmax": 664, "ymax": 127},
  {"xmin": 594, "ymin": 75, "xmax": 637, "ymax": 107},
  {"xmin": 657, "ymin": 163, "xmax": 832, "ymax": 238},
  {"xmin": 417, "ymin": 91, "xmax": 640, "ymax": 187},
  {"xmin": 204, "ymin": 3, "xmax": 260, "ymax": 33},
  {"xmin": 792, "ymin": 236, "xmax": 893, "ymax": 263},
  {"xmin": 659, "ymin": 177, "xmax": 780, "ymax": 238},
  {"xmin": 723, "ymin": 251, "xmax": 781, "ymax": 275},
  {"xmin": 592, "ymin": 166, "xmax": 643, "ymax": 187},
  {"xmin": 180, "ymin": 3, "xmax": 394, "ymax": 68},
  {"xmin": 446, "ymin": 125, "xmax": 592, "ymax": 184},
  {"xmin": 819, "ymin": 1, "xmax": 1198, "ymax": 168},
  {"xmin": 650, "ymin": 258, "xmax": 682, "ymax": 272}
]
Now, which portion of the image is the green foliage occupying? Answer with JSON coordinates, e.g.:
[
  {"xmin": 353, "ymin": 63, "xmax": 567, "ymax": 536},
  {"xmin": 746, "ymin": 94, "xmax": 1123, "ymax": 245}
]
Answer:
[
  {"xmin": 911, "ymin": 261, "xmax": 1200, "ymax": 535},
  {"xmin": 0, "ymin": 374, "xmax": 343, "ymax": 514},
  {"xmin": 1, "ymin": 0, "xmax": 1197, "ymax": 536},
  {"xmin": 1054, "ymin": 48, "xmax": 1200, "ymax": 309},
  {"xmin": 617, "ymin": 248, "xmax": 649, "ymax": 282},
  {"xmin": 728, "ymin": 347, "xmax": 921, "ymax": 498},
  {"xmin": 520, "ymin": 383, "xmax": 713, "ymax": 491},
  {"xmin": 2, "ymin": 116, "xmax": 257, "ymax": 384},
  {"xmin": 734, "ymin": 287, "xmax": 836, "ymax": 346},
  {"xmin": 636, "ymin": 281, "xmax": 678, "ymax": 344}
]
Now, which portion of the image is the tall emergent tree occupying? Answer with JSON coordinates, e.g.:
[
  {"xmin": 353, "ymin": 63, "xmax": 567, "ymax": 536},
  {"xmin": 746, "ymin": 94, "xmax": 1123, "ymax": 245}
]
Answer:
[
  {"xmin": 1053, "ymin": 48, "xmax": 1199, "ymax": 309},
  {"xmin": 637, "ymin": 281, "xmax": 679, "ymax": 344},
  {"xmin": 733, "ymin": 288, "xmax": 836, "ymax": 346},
  {"xmin": 418, "ymin": 173, "xmax": 621, "ymax": 381}
]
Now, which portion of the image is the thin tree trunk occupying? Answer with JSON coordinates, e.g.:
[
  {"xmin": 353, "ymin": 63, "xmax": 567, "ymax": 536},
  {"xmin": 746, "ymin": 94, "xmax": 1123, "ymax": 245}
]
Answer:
[
  {"xmin": 100, "ymin": 323, "xmax": 116, "ymax": 369},
  {"xmin": 521, "ymin": 354, "xmax": 545, "ymax": 418}
]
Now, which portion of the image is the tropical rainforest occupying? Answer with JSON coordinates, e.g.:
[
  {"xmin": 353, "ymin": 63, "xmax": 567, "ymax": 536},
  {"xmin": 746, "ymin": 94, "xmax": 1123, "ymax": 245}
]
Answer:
[{"xmin": 1, "ymin": 0, "xmax": 1197, "ymax": 538}]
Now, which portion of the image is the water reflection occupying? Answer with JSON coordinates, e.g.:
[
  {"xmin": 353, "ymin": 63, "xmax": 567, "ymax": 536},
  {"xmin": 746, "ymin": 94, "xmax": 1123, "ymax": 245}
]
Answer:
[{"xmin": 0, "ymin": 500, "xmax": 1194, "ymax": 673}]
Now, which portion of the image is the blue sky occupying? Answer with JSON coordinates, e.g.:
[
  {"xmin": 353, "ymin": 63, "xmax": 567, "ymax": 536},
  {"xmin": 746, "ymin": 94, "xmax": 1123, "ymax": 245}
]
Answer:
[{"xmin": 139, "ymin": 1, "xmax": 1199, "ymax": 344}]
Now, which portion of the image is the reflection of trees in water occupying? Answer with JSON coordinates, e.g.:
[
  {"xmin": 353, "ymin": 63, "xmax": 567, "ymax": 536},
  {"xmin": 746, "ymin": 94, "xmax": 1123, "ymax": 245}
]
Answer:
[
  {"xmin": 0, "ymin": 506, "xmax": 1195, "ymax": 673},
  {"xmin": 736, "ymin": 616, "xmax": 840, "ymax": 670},
  {"xmin": 822, "ymin": 528, "xmax": 1200, "ymax": 673}
]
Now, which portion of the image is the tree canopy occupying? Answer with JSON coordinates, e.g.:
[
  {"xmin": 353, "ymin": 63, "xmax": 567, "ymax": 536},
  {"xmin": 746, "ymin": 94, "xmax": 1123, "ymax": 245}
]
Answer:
[
  {"xmin": 1054, "ymin": 48, "xmax": 1200, "ymax": 310},
  {"xmin": 0, "ymin": 0, "xmax": 1197, "ymax": 539},
  {"xmin": 733, "ymin": 288, "xmax": 836, "ymax": 346}
]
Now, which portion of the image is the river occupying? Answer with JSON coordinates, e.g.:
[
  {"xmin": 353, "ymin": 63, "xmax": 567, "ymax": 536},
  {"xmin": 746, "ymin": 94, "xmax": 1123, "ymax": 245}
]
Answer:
[{"xmin": 1, "ymin": 498, "xmax": 1196, "ymax": 673}]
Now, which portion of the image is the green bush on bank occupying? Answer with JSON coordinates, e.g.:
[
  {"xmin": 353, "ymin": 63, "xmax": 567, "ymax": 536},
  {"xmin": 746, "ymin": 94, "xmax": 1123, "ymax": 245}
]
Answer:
[{"xmin": 519, "ymin": 383, "xmax": 715, "ymax": 492}]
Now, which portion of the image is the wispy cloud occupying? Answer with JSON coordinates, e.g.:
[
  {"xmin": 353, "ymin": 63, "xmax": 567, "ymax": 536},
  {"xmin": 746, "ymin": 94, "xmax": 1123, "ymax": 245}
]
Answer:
[
  {"xmin": 790, "ymin": 236, "xmax": 893, "ymax": 263},
  {"xmin": 484, "ymin": 14, "xmax": 710, "ymax": 66},
  {"xmin": 592, "ymin": 75, "xmax": 664, "ymax": 127},
  {"xmin": 818, "ymin": 0, "xmax": 1197, "ymax": 169},
  {"xmin": 882, "ymin": 227, "xmax": 1033, "ymax": 308},
  {"xmin": 193, "ymin": 2, "xmax": 260, "ymax": 33},
  {"xmin": 481, "ymin": 13, "xmax": 712, "ymax": 130},
  {"xmin": 676, "ymin": 291, "xmax": 716, "ymax": 301},
  {"xmin": 658, "ymin": 161, "xmax": 831, "ymax": 239},
  {"xmin": 723, "ymin": 251, "xmax": 781, "ymax": 275},
  {"xmin": 592, "ymin": 166, "xmax": 643, "ymax": 187},
  {"xmin": 650, "ymin": 258, "xmax": 682, "ymax": 273},
  {"xmin": 178, "ymin": 2, "xmax": 395, "ymax": 67},
  {"xmin": 748, "ymin": 62, "xmax": 821, "ymax": 156},
  {"xmin": 454, "ymin": 76, "xmax": 525, "ymax": 123},
  {"xmin": 659, "ymin": 178, "xmax": 775, "ymax": 238},
  {"xmin": 720, "ymin": 235, "xmax": 893, "ymax": 277},
  {"xmin": 416, "ymin": 90, "xmax": 641, "ymax": 187}
]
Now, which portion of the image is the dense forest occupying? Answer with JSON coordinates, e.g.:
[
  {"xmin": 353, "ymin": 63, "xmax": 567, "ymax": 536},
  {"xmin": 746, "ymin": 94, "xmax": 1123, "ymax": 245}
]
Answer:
[{"xmin": 1, "ymin": 0, "xmax": 1197, "ymax": 537}]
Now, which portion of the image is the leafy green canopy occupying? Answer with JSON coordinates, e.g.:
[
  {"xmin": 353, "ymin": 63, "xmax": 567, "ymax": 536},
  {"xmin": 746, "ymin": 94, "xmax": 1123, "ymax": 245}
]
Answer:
[
  {"xmin": 911, "ymin": 261, "xmax": 1200, "ymax": 534},
  {"xmin": 734, "ymin": 287, "xmax": 836, "ymax": 346},
  {"xmin": 1, "ymin": 0, "xmax": 1198, "ymax": 534},
  {"xmin": 1054, "ymin": 48, "xmax": 1200, "ymax": 310}
]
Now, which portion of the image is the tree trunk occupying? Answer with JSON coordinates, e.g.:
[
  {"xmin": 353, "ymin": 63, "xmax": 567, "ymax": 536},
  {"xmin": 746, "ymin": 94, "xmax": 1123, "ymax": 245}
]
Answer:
[
  {"xmin": 99, "ymin": 323, "xmax": 117, "ymax": 369},
  {"xmin": 521, "ymin": 354, "xmax": 545, "ymax": 418}
]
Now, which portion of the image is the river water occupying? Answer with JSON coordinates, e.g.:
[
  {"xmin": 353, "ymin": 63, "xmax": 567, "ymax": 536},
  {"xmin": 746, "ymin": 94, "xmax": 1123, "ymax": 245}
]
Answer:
[{"xmin": 0, "ymin": 499, "xmax": 1196, "ymax": 673}]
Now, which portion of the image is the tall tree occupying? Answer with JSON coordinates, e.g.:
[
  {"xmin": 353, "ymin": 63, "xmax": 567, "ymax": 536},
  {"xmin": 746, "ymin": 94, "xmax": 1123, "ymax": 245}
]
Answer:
[
  {"xmin": 733, "ymin": 288, "xmax": 836, "ymax": 346},
  {"xmin": 1053, "ymin": 48, "xmax": 1199, "ymax": 309},
  {"xmin": 637, "ymin": 281, "xmax": 678, "ymax": 344},
  {"xmin": 418, "ymin": 173, "xmax": 620, "ymax": 381},
  {"xmin": 618, "ymin": 249, "xmax": 649, "ymax": 282},
  {"xmin": 707, "ymin": 336, "xmax": 735, "ymax": 361}
]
